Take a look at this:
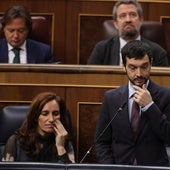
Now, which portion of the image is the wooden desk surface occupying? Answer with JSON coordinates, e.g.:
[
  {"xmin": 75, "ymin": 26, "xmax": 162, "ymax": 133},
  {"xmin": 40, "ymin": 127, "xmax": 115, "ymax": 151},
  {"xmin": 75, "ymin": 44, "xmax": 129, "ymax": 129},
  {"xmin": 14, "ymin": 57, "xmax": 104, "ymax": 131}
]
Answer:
[{"xmin": 0, "ymin": 64, "xmax": 170, "ymax": 86}]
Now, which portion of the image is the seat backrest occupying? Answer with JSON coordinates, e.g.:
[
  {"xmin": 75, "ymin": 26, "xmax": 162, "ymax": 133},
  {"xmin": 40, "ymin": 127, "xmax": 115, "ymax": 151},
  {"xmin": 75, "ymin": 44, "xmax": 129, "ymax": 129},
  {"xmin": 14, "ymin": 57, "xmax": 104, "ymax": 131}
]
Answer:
[
  {"xmin": 103, "ymin": 20, "xmax": 167, "ymax": 50},
  {"xmin": 0, "ymin": 16, "xmax": 52, "ymax": 46},
  {"xmin": 0, "ymin": 105, "xmax": 29, "ymax": 159}
]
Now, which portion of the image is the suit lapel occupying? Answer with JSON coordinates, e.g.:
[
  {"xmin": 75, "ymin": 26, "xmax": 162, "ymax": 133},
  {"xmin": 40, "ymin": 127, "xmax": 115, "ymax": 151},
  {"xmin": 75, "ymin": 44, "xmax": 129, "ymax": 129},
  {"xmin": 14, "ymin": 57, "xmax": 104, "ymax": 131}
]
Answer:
[
  {"xmin": 147, "ymin": 81, "xmax": 159, "ymax": 101},
  {"xmin": 0, "ymin": 39, "xmax": 9, "ymax": 63},
  {"xmin": 118, "ymin": 85, "xmax": 133, "ymax": 130}
]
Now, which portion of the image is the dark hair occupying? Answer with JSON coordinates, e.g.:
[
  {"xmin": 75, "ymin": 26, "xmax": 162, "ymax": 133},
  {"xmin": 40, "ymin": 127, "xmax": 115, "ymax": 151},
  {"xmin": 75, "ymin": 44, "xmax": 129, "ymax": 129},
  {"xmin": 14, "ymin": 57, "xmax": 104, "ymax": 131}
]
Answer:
[
  {"xmin": 16, "ymin": 92, "xmax": 71, "ymax": 156},
  {"xmin": 112, "ymin": 0, "xmax": 143, "ymax": 21},
  {"xmin": 121, "ymin": 40, "xmax": 153, "ymax": 65},
  {"xmin": 1, "ymin": 5, "xmax": 32, "ymax": 32}
]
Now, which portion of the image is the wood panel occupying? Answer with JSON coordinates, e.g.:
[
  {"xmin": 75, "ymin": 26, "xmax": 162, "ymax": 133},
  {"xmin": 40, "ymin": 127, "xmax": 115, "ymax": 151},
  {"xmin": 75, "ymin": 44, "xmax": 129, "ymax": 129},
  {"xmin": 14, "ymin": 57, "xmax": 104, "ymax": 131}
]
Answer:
[
  {"xmin": 78, "ymin": 103, "xmax": 101, "ymax": 163},
  {"xmin": 161, "ymin": 16, "xmax": 170, "ymax": 64},
  {"xmin": 78, "ymin": 14, "xmax": 112, "ymax": 64},
  {"xmin": 0, "ymin": 64, "xmax": 170, "ymax": 163},
  {"xmin": 65, "ymin": 0, "xmax": 116, "ymax": 64}
]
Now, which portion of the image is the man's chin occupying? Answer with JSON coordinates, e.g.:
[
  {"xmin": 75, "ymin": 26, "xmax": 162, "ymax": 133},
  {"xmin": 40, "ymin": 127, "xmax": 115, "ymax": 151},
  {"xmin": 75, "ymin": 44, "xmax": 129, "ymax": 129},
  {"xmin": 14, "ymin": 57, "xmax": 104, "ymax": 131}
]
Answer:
[
  {"xmin": 10, "ymin": 42, "xmax": 22, "ymax": 47},
  {"xmin": 121, "ymin": 30, "xmax": 138, "ymax": 40},
  {"xmin": 130, "ymin": 80, "xmax": 144, "ymax": 87},
  {"xmin": 124, "ymin": 27, "xmax": 134, "ymax": 32},
  {"xmin": 134, "ymin": 81, "xmax": 145, "ymax": 87}
]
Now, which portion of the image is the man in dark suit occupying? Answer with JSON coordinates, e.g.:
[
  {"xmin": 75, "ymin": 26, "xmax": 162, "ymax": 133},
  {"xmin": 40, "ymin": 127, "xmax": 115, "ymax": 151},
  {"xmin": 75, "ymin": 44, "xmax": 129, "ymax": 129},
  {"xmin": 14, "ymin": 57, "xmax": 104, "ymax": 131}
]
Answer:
[
  {"xmin": 87, "ymin": 0, "xmax": 169, "ymax": 66},
  {"xmin": 95, "ymin": 40, "xmax": 170, "ymax": 166},
  {"xmin": 0, "ymin": 5, "xmax": 54, "ymax": 64}
]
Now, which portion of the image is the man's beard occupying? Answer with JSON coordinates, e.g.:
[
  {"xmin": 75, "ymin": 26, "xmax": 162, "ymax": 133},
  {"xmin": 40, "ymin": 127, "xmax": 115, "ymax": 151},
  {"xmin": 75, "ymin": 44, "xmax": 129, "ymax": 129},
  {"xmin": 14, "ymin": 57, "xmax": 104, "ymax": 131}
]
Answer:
[
  {"xmin": 129, "ymin": 76, "xmax": 148, "ymax": 88},
  {"xmin": 120, "ymin": 29, "xmax": 139, "ymax": 41}
]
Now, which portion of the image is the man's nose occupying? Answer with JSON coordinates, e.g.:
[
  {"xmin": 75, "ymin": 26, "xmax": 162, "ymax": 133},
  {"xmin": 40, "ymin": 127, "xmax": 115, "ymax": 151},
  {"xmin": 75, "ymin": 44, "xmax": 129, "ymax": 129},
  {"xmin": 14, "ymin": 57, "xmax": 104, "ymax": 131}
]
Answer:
[
  {"xmin": 13, "ymin": 31, "xmax": 19, "ymax": 38},
  {"xmin": 136, "ymin": 68, "xmax": 142, "ymax": 76},
  {"xmin": 125, "ymin": 14, "xmax": 132, "ymax": 21}
]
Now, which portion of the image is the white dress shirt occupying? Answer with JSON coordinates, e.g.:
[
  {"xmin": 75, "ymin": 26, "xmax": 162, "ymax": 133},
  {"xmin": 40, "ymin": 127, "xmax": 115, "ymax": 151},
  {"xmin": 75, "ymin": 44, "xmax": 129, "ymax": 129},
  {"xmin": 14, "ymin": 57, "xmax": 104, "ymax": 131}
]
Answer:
[
  {"xmin": 119, "ymin": 36, "xmax": 141, "ymax": 66},
  {"xmin": 8, "ymin": 41, "xmax": 27, "ymax": 64}
]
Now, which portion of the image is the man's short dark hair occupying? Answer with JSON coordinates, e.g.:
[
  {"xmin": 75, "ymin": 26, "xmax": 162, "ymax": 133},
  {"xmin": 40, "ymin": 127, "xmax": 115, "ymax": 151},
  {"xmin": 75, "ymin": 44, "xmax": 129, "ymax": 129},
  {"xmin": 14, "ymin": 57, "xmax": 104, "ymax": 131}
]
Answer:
[
  {"xmin": 121, "ymin": 40, "xmax": 153, "ymax": 65},
  {"xmin": 1, "ymin": 5, "xmax": 32, "ymax": 32}
]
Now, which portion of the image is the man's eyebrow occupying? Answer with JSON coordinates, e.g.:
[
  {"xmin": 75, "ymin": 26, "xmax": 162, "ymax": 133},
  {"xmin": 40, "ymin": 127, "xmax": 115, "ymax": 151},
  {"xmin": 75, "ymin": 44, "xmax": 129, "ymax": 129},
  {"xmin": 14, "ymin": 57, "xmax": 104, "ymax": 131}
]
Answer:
[
  {"xmin": 128, "ymin": 62, "xmax": 149, "ymax": 67},
  {"xmin": 141, "ymin": 62, "xmax": 149, "ymax": 66},
  {"xmin": 128, "ymin": 64, "xmax": 137, "ymax": 67}
]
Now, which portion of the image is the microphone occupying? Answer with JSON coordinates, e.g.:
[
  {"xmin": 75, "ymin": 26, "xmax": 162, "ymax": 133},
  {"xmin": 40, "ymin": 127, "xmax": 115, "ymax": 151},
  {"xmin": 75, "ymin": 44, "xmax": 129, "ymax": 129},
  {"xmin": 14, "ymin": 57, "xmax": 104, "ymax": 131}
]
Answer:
[{"xmin": 80, "ymin": 102, "xmax": 126, "ymax": 163}]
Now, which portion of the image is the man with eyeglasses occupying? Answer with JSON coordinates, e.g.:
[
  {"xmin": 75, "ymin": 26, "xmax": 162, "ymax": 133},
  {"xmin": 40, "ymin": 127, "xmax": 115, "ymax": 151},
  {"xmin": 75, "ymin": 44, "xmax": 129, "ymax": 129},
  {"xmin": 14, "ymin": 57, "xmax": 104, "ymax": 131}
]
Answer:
[{"xmin": 87, "ymin": 0, "xmax": 169, "ymax": 67}]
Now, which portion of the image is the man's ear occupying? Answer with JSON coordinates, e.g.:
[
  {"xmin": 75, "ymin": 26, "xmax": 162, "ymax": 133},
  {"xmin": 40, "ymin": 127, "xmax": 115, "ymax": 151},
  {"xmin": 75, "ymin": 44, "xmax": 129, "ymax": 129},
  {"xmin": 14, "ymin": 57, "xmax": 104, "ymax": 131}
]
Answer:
[{"xmin": 123, "ymin": 65, "xmax": 126, "ymax": 72}]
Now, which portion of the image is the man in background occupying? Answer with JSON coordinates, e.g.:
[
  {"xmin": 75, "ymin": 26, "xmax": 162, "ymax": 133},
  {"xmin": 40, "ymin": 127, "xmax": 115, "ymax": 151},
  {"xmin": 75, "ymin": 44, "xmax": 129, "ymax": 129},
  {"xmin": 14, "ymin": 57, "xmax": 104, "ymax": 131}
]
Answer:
[
  {"xmin": 88, "ymin": 0, "xmax": 169, "ymax": 66},
  {"xmin": 0, "ymin": 5, "xmax": 54, "ymax": 63}
]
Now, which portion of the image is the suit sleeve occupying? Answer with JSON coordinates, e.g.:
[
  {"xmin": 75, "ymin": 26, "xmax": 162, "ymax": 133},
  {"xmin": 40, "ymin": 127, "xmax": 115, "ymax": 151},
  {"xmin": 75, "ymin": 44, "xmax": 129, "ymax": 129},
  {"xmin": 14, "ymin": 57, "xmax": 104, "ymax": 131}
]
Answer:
[
  {"xmin": 87, "ymin": 41, "xmax": 105, "ymax": 65},
  {"xmin": 152, "ymin": 45, "xmax": 169, "ymax": 66},
  {"xmin": 144, "ymin": 88, "xmax": 170, "ymax": 144},
  {"xmin": 145, "ymin": 40, "xmax": 169, "ymax": 67},
  {"xmin": 44, "ymin": 46, "xmax": 55, "ymax": 63},
  {"xmin": 95, "ymin": 93, "xmax": 114, "ymax": 163}
]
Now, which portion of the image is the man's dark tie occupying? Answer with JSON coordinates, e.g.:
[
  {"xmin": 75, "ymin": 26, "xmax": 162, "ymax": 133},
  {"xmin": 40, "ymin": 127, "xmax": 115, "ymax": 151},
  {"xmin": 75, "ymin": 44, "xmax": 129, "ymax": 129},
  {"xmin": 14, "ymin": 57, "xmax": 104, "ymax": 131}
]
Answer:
[
  {"xmin": 12, "ymin": 48, "xmax": 21, "ymax": 63},
  {"xmin": 131, "ymin": 101, "xmax": 140, "ymax": 133},
  {"xmin": 131, "ymin": 100, "xmax": 140, "ymax": 165}
]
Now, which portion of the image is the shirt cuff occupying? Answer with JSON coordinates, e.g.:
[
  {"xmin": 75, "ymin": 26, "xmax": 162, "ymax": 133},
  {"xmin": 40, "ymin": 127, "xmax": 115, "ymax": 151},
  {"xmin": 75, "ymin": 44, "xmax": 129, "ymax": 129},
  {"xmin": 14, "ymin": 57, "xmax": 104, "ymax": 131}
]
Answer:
[{"xmin": 141, "ymin": 101, "xmax": 154, "ymax": 112}]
